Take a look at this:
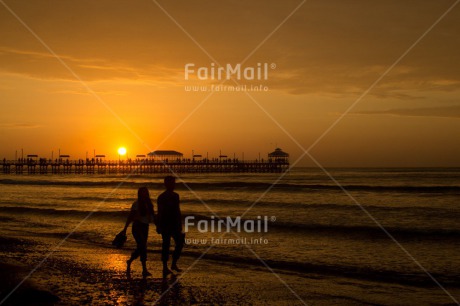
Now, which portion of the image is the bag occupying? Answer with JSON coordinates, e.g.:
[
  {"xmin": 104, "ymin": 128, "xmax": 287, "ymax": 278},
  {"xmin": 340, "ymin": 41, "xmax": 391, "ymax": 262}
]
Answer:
[{"xmin": 112, "ymin": 230, "xmax": 127, "ymax": 248}]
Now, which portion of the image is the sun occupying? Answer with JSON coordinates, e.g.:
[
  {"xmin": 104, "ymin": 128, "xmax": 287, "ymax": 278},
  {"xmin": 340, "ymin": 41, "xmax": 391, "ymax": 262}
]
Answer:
[{"xmin": 118, "ymin": 147, "xmax": 127, "ymax": 156}]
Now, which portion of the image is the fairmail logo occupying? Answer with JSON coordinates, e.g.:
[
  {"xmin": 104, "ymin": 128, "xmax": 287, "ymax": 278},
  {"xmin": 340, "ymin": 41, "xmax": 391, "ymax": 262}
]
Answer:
[
  {"xmin": 184, "ymin": 63, "xmax": 276, "ymax": 81},
  {"xmin": 184, "ymin": 215, "xmax": 275, "ymax": 233}
]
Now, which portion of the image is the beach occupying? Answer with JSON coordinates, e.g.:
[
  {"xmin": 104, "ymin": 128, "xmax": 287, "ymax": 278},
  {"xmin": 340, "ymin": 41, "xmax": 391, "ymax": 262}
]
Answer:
[
  {"xmin": 2, "ymin": 232, "xmax": 458, "ymax": 305},
  {"xmin": 1, "ymin": 168, "xmax": 460, "ymax": 305}
]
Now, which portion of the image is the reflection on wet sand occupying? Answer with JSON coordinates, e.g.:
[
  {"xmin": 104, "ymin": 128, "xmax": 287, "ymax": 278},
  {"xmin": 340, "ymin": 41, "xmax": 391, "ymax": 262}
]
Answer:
[{"xmin": 123, "ymin": 274, "xmax": 183, "ymax": 305}]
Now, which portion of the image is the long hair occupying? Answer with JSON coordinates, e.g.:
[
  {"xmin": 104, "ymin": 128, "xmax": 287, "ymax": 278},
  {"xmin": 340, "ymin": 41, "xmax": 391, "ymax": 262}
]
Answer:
[{"xmin": 137, "ymin": 187, "xmax": 154, "ymax": 217}]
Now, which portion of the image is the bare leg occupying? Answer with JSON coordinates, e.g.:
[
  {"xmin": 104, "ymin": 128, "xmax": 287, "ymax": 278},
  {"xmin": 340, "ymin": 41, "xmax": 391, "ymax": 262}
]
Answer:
[
  {"xmin": 171, "ymin": 259, "xmax": 182, "ymax": 272},
  {"xmin": 142, "ymin": 261, "xmax": 151, "ymax": 277},
  {"xmin": 162, "ymin": 261, "xmax": 172, "ymax": 277},
  {"xmin": 126, "ymin": 259, "xmax": 132, "ymax": 279},
  {"xmin": 171, "ymin": 232, "xmax": 184, "ymax": 272}
]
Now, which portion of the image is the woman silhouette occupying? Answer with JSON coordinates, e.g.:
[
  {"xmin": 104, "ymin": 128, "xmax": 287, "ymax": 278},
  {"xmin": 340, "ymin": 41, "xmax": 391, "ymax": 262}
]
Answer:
[{"xmin": 122, "ymin": 187, "xmax": 156, "ymax": 278}]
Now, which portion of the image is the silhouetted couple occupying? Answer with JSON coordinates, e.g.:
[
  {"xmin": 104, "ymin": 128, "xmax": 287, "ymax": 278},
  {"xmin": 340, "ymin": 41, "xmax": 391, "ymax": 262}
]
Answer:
[{"xmin": 122, "ymin": 176, "xmax": 184, "ymax": 278}]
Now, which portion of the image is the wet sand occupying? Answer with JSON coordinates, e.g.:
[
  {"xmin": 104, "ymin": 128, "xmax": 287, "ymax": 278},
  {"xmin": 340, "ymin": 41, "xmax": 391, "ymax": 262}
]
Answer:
[{"xmin": 1, "ymin": 233, "xmax": 459, "ymax": 305}]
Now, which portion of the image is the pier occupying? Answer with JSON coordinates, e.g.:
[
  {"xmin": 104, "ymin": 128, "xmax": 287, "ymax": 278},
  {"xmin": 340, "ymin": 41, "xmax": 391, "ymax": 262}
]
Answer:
[
  {"xmin": 0, "ymin": 159, "xmax": 289, "ymax": 174},
  {"xmin": 0, "ymin": 148, "xmax": 290, "ymax": 175}
]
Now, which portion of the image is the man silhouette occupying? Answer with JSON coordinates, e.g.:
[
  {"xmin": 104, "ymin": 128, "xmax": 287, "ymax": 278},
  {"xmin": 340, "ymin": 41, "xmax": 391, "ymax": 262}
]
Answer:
[{"xmin": 157, "ymin": 175, "xmax": 184, "ymax": 276}]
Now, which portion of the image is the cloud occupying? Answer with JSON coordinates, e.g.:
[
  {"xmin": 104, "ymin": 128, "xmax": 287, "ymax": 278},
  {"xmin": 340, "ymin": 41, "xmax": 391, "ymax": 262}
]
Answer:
[
  {"xmin": 353, "ymin": 104, "xmax": 460, "ymax": 119},
  {"xmin": 51, "ymin": 89, "xmax": 129, "ymax": 96},
  {"xmin": 0, "ymin": 47, "xmax": 181, "ymax": 83},
  {"xmin": 0, "ymin": 0, "xmax": 460, "ymax": 96},
  {"xmin": 0, "ymin": 123, "xmax": 42, "ymax": 129}
]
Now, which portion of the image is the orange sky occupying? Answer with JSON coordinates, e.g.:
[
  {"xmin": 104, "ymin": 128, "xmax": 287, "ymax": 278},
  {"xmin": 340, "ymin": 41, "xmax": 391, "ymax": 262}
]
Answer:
[{"xmin": 1, "ymin": 0, "xmax": 460, "ymax": 166}]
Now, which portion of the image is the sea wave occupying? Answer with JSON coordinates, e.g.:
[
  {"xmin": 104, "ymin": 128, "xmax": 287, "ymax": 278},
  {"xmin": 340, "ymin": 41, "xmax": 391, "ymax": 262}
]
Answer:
[
  {"xmin": 1, "ymin": 178, "xmax": 459, "ymax": 193},
  {"xmin": 183, "ymin": 251, "xmax": 460, "ymax": 287},
  {"xmin": 1, "ymin": 206, "xmax": 459, "ymax": 239},
  {"xmin": 2, "ymin": 197, "xmax": 458, "ymax": 219},
  {"xmin": 12, "ymin": 227, "xmax": 457, "ymax": 287},
  {"xmin": 0, "ymin": 206, "xmax": 128, "ymax": 218},
  {"xmin": 20, "ymin": 227, "xmax": 457, "ymax": 287}
]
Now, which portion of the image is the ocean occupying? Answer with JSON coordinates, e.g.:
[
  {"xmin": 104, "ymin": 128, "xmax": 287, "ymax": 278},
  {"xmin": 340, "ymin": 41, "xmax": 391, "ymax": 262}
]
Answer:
[{"xmin": 1, "ymin": 167, "xmax": 459, "ymax": 291}]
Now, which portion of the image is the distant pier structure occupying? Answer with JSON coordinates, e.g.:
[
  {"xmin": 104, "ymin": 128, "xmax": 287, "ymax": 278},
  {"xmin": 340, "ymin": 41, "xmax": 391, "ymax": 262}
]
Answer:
[{"xmin": 0, "ymin": 148, "xmax": 289, "ymax": 174}]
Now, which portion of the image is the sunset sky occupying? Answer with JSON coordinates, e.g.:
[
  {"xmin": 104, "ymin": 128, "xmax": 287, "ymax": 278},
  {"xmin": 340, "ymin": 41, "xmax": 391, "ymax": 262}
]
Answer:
[{"xmin": 1, "ymin": 0, "xmax": 459, "ymax": 166}]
